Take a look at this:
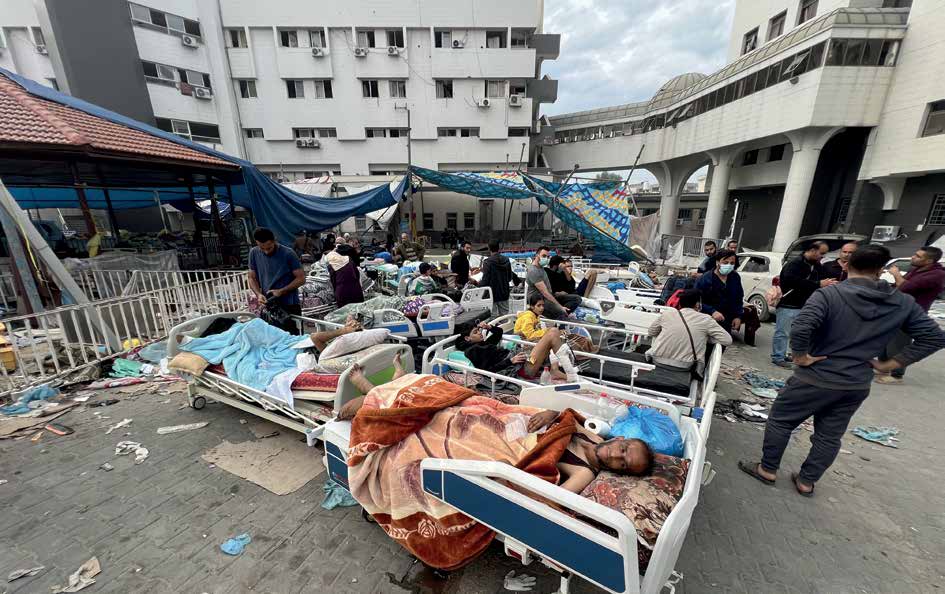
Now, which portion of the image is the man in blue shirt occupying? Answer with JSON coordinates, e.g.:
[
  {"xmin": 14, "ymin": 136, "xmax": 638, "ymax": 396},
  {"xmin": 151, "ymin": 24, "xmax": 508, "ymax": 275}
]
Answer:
[{"xmin": 248, "ymin": 227, "xmax": 306, "ymax": 333}]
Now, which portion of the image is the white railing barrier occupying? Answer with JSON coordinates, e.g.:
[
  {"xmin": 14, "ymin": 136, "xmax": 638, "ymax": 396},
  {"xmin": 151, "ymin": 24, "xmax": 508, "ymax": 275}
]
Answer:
[{"xmin": 0, "ymin": 272, "xmax": 249, "ymax": 396}]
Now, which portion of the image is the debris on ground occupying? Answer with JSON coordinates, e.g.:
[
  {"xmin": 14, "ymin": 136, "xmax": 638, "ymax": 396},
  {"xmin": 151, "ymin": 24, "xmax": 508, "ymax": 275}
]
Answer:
[
  {"xmin": 156, "ymin": 422, "xmax": 209, "ymax": 435},
  {"xmin": 44, "ymin": 422, "xmax": 74, "ymax": 436},
  {"xmin": 322, "ymin": 479, "xmax": 359, "ymax": 510},
  {"xmin": 115, "ymin": 441, "xmax": 149, "ymax": 463},
  {"xmin": 0, "ymin": 384, "xmax": 59, "ymax": 416},
  {"xmin": 99, "ymin": 463, "xmax": 114, "ymax": 472},
  {"xmin": 105, "ymin": 419, "xmax": 132, "ymax": 434},
  {"xmin": 220, "ymin": 533, "xmax": 251, "ymax": 556},
  {"xmin": 0, "ymin": 479, "xmax": 8, "ymax": 485},
  {"xmin": 88, "ymin": 399, "xmax": 119, "ymax": 408},
  {"xmin": 0, "ymin": 405, "xmax": 78, "ymax": 440},
  {"xmin": 51, "ymin": 557, "xmax": 100, "ymax": 593},
  {"xmin": 743, "ymin": 371, "xmax": 785, "ymax": 391},
  {"xmin": 503, "ymin": 570, "xmax": 537, "ymax": 592},
  {"xmin": 8, "ymin": 565, "xmax": 45, "ymax": 582},
  {"xmin": 852, "ymin": 426, "xmax": 900, "ymax": 448},
  {"xmin": 749, "ymin": 387, "xmax": 779, "ymax": 399},
  {"xmin": 202, "ymin": 434, "xmax": 324, "ymax": 495}
]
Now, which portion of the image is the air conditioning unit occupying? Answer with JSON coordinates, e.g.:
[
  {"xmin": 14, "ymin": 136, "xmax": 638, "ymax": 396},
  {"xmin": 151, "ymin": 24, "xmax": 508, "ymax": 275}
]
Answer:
[
  {"xmin": 181, "ymin": 34, "xmax": 198, "ymax": 48},
  {"xmin": 871, "ymin": 225, "xmax": 901, "ymax": 242},
  {"xmin": 295, "ymin": 138, "xmax": 321, "ymax": 149},
  {"xmin": 387, "ymin": 46, "xmax": 400, "ymax": 56},
  {"xmin": 36, "ymin": 44, "xmax": 48, "ymax": 55},
  {"xmin": 311, "ymin": 47, "xmax": 324, "ymax": 57},
  {"xmin": 194, "ymin": 87, "xmax": 212, "ymax": 99},
  {"xmin": 509, "ymin": 94, "xmax": 524, "ymax": 107},
  {"xmin": 452, "ymin": 39, "xmax": 464, "ymax": 49},
  {"xmin": 354, "ymin": 47, "xmax": 367, "ymax": 57},
  {"xmin": 477, "ymin": 98, "xmax": 491, "ymax": 108}
]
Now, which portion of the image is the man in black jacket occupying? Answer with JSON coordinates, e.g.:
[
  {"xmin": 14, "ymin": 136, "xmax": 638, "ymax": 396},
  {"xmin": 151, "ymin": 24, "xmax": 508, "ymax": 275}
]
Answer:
[
  {"xmin": 480, "ymin": 239, "xmax": 521, "ymax": 317},
  {"xmin": 450, "ymin": 241, "xmax": 476, "ymax": 286},
  {"xmin": 740, "ymin": 245, "xmax": 945, "ymax": 496},
  {"xmin": 771, "ymin": 241, "xmax": 837, "ymax": 368},
  {"xmin": 697, "ymin": 240, "xmax": 718, "ymax": 274}
]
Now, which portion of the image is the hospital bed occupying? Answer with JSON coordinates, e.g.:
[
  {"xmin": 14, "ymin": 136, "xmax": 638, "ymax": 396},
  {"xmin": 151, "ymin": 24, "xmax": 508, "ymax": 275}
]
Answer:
[
  {"xmin": 615, "ymin": 288, "xmax": 663, "ymax": 306},
  {"xmin": 371, "ymin": 286, "xmax": 493, "ymax": 339},
  {"xmin": 321, "ymin": 381, "xmax": 712, "ymax": 594},
  {"xmin": 166, "ymin": 312, "xmax": 414, "ymax": 439}
]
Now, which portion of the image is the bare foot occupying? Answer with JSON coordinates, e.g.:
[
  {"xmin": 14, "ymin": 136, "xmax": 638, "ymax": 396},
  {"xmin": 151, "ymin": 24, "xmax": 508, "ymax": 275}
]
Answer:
[
  {"xmin": 392, "ymin": 351, "xmax": 407, "ymax": 380},
  {"xmin": 348, "ymin": 363, "xmax": 375, "ymax": 394}
]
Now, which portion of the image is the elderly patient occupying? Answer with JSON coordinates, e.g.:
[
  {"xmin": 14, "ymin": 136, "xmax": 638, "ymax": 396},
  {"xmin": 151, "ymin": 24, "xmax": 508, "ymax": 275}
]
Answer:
[{"xmin": 340, "ymin": 367, "xmax": 654, "ymax": 494}]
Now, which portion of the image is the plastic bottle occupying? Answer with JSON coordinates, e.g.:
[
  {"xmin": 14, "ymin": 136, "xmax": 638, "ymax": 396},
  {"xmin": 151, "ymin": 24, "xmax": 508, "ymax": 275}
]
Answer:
[
  {"xmin": 539, "ymin": 366, "xmax": 551, "ymax": 385},
  {"xmin": 597, "ymin": 392, "xmax": 629, "ymax": 420}
]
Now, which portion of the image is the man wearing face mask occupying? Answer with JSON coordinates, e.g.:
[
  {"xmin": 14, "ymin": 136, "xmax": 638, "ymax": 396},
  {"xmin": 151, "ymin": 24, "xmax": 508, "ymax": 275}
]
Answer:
[
  {"xmin": 526, "ymin": 246, "xmax": 580, "ymax": 320},
  {"xmin": 694, "ymin": 250, "xmax": 745, "ymax": 335}
]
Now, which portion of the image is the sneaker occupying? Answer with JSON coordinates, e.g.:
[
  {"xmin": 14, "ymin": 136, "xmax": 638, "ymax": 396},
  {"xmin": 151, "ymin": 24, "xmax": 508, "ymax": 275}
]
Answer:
[
  {"xmin": 772, "ymin": 360, "xmax": 795, "ymax": 370},
  {"xmin": 874, "ymin": 375, "xmax": 903, "ymax": 385}
]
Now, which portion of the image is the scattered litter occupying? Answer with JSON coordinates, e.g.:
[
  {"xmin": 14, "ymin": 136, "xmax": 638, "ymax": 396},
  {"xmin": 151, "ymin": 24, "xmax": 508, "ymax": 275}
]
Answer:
[
  {"xmin": 239, "ymin": 419, "xmax": 247, "ymax": 425},
  {"xmin": 87, "ymin": 377, "xmax": 147, "ymax": 390},
  {"xmin": 45, "ymin": 423, "xmax": 74, "ymax": 436},
  {"xmin": 910, "ymin": 526, "xmax": 919, "ymax": 533},
  {"xmin": 503, "ymin": 570, "xmax": 537, "ymax": 592},
  {"xmin": 749, "ymin": 387, "xmax": 779, "ymax": 399},
  {"xmin": 0, "ymin": 405, "xmax": 77, "ymax": 440},
  {"xmin": 110, "ymin": 358, "xmax": 149, "ymax": 378},
  {"xmin": 736, "ymin": 402, "xmax": 768, "ymax": 421},
  {"xmin": 99, "ymin": 463, "xmax": 114, "ymax": 472},
  {"xmin": 89, "ymin": 399, "xmax": 119, "ymax": 408},
  {"xmin": 156, "ymin": 422, "xmax": 209, "ymax": 435},
  {"xmin": 105, "ymin": 419, "xmax": 132, "ymax": 434},
  {"xmin": 744, "ymin": 371, "xmax": 785, "ymax": 391},
  {"xmin": 322, "ymin": 479, "xmax": 359, "ymax": 509},
  {"xmin": 833, "ymin": 469, "xmax": 855, "ymax": 479},
  {"xmin": 859, "ymin": 456, "xmax": 871, "ymax": 462},
  {"xmin": 220, "ymin": 533, "xmax": 251, "ymax": 556},
  {"xmin": 115, "ymin": 441, "xmax": 149, "ymax": 464},
  {"xmin": 351, "ymin": 578, "xmax": 358, "ymax": 584},
  {"xmin": 0, "ymin": 384, "xmax": 59, "ymax": 416},
  {"xmin": 852, "ymin": 426, "xmax": 900, "ymax": 448},
  {"xmin": 72, "ymin": 396, "xmax": 91, "ymax": 403},
  {"xmin": 51, "ymin": 557, "xmax": 100, "ymax": 593},
  {"xmin": 8, "ymin": 565, "xmax": 45, "ymax": 582},
  {"xmin": 202, "ymin": 435, "xmax": 324, "ymax": 495},
  {"xmin": 839, "ymin": 449, "xmax": 853, "ymax": 455},
  {"xmin": 31, "ymin": 431, "xmax": 44, "ymax": 442},
  {"xmin": 724, "ymin": 414, "xmax": 738, "ymax": 423},
  {"xmin": 0, "ymin": 479, "xmax": 7, "ymax": 485}
]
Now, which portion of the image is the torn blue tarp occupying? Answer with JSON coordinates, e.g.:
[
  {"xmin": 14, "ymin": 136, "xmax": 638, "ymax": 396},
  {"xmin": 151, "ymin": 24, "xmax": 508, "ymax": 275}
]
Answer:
[{"xmin": 1, "ymin": 68, "xmax": 408, "ymax": 244}]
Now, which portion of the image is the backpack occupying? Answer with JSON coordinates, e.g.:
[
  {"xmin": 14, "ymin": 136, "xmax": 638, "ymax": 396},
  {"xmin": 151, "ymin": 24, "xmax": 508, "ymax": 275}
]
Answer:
[{"xmin": 765, "ymin": 285, "xmax": 783, "ymax": 308}]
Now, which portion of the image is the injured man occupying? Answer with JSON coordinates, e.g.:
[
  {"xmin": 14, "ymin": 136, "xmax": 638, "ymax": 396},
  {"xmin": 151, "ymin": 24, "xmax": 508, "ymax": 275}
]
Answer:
[{"xmin": 339, "ymin": 371, "xmax": 654, "ymax": 570}]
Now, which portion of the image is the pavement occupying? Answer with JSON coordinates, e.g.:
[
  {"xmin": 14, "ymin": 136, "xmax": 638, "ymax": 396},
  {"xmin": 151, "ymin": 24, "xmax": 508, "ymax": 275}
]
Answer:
[{"xmin": 1, "ymin": 324, "xmax": 943, "ymax": 594}]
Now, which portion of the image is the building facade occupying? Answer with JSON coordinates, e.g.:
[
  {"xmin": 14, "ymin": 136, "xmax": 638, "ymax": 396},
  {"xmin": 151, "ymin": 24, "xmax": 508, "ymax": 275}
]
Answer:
[
  {"xmin": 1, "ymin": 0, "xmax": 560, "ymax": 240},
  {"xmin": 544, "ymin": 0, "xmax": 944, "ymax": 254}
]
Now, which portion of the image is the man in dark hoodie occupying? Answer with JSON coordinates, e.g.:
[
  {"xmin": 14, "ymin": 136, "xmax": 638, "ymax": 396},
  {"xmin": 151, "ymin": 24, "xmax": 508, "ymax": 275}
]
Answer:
[
  {"xmin": 480, "ymin": 239, "xmax": 521, "ymax": 317},
  {"xmin": 740, "ymin": 244, "xmax": 945, "ymax": 496},
  {"xmin": 876, "ymin": 245, "xmax": 945, "ymax": 384}
]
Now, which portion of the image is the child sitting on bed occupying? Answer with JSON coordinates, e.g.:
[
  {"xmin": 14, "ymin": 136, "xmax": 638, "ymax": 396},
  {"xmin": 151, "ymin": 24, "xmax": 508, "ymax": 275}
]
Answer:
[
  {"xmin": 456, "ymin": 322, "xmax": 567, "ymax": 381},
  {"xmin": 339, "ymin": 366, "xmax": 654, "ymax": 494},
  {"xmin": 514, "ymin": 294, "xmax": 598, "ymax": 355}
]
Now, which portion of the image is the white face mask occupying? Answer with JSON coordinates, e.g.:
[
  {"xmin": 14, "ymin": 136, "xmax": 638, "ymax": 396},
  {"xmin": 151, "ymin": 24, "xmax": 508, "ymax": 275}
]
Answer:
[{"xmin": 719, "ymin": 263, "xmax": 735, "ymax": 275}]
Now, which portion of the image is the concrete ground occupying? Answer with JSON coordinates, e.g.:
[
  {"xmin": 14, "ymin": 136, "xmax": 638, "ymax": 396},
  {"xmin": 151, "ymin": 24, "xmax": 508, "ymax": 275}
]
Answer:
[{"xmin": 1, "ymin": 324, "xmax": 943, "ymax": 594}]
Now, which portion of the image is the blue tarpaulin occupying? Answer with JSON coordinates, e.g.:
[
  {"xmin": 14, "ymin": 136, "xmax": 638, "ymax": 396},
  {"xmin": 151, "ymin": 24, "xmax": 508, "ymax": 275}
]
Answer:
[{"xmin": 1, "ymin": 68, "xmax": 407, "ymax": 244}]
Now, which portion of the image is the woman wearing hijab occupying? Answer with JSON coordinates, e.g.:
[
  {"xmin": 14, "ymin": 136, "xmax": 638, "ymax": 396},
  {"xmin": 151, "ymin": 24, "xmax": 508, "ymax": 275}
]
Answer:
[{"xmin": 327, "ymin": 243, "xmax": 365, "ymax": 307}]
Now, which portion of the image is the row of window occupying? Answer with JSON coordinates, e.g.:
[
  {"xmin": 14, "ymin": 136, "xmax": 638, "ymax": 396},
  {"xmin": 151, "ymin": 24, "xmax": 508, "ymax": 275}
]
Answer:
[
  {"xmin": 225, "ymin": 27, "xmax": 530, "ymax": 49},
  {"xmin": 155, "ymin": 118, "xmax": 220, "ymax": 143},
  {"xmin": 129, "ymin": 2, "xmax": 200, "ymax": 38},
  {"xmin": 740, "ymin": 144, "xmax": 786, "ymax": 166},
  {"xmin": 142, "ymin": 60, "xmax": 211, "ymax": 89},
  {"xmin": 239, "ymin": 79, "xmax": 520, "ymax": 101},
  {"xmin": 554, "ymin": 38, "xmax": 899, "ymax": 143},
  {"xmin": 415, "ymin": 212, "xmax": 542, "ymax": 232},
  {"xmin": 243, "ymin": 127, "xmax": 529, "ymax": 139}
]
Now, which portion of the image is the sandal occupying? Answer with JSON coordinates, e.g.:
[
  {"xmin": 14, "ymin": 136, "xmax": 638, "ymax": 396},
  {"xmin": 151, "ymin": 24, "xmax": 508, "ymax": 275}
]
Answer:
[
  {"xmin": 792, "ymin": 473, "xmax": 814, "ymax": 497},
  {"xmin": 738, "ymin": 460, "xmax": 776, "ymax": 485}
]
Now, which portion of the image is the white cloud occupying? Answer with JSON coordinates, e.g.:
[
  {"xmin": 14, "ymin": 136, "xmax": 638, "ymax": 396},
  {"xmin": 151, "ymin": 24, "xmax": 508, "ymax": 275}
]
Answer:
[{"xmin": 541, "ymin": 0, "xmax": 736, "ymax": 116}]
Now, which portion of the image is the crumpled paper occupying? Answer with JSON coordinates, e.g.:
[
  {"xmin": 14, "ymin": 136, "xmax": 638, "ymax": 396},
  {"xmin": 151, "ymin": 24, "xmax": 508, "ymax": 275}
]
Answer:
[
  {"xmin": 115, "ymin": 441, "xmax": 149, "ymax": 463},
  {"xmin": 7, "ymin": 565, "xmax": 44, "ymax": 582},
  {"xmin": 52, "ymin": 557, "xmax": 100, "ymax": 593}
]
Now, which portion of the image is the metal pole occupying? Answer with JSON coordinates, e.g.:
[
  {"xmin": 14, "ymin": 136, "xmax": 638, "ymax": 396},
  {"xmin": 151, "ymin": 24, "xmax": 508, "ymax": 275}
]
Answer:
[
  {"xmin": 0, "ymin": 207, "xmax": 43, "ymax": 314},
  {"xmin": 621, "ymin": 145, "xmax": 646, "ymax": 217},
  {"xmin": 521, "ymin": 164, "xmax": 579, "ymax": 245},
  {"xmin": 153, "ymin": 190, "xmax": 168, "ymax": 233},
  {"xmin": 517, "ymin": 142, "xmax": 526, "ymax": 171},
  {"xmin": 69, "ymin": 162, "xmax": 97, "ymax": 236},
  {"xmin": 96, "ymin": 166, "xmax": 121, "ymax": 240}
]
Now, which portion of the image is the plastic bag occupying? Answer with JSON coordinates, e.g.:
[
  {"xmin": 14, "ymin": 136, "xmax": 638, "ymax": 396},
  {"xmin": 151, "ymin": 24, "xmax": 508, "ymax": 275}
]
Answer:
[{"xmin": 610, "ymin": 407, "xmax": 684, "ymax": 457}]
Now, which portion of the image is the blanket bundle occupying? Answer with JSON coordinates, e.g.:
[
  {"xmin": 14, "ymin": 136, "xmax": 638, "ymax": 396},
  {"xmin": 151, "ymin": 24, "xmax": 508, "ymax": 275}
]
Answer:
[{"xmin": 347, "ymin": 374, "xmax": 579, "ymax": 570}]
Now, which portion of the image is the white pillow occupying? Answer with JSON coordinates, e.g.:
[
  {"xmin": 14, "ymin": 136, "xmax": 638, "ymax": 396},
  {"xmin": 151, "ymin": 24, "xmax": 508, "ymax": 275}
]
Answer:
[{"xmin": 318, "ymin": 328, "xmax": 391, "ymax": 361}]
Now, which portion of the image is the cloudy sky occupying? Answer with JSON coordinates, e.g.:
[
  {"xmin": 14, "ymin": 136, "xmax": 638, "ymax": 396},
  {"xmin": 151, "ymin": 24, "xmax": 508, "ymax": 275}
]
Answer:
[{"xmin": 542, "ymin": 0, "xmax": 736, "ymax": 116}]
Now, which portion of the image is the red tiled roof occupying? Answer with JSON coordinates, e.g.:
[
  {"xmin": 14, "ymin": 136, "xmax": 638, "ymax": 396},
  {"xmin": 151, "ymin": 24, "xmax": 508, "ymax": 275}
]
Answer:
[{"xmin": 0, "ymin": 74, "xmax": 235, "ymax": 169}]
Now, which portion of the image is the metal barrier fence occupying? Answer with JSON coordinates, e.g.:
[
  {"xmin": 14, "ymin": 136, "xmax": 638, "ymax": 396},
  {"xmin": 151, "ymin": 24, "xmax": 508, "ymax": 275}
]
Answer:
[
  {"xmin": 660, "ymin": 234, "xmax": 724, "ymax": 259},
  {"xmin": 0, "ymin": 272, "xmax": 249, "ymax": 396},
  {"xmin": 70, "ymin": 269, "xmax": 247, "ymax": 301}
]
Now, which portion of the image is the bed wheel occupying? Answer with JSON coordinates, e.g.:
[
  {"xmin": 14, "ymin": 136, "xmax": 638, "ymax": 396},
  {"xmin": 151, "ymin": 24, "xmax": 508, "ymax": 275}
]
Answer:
[
  {"xmin": 361, "ymin": 509, "xmax": 376, "ymax": 524},
  {"xmin": 190, "ymin": 395, "xmax": 206, "ymax": 410}
]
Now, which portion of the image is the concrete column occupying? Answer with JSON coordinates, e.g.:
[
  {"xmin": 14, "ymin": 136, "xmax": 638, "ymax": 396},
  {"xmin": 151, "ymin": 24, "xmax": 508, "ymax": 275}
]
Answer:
[
  {"xmin": 658, "ymin": 186, "xmax": 680, "ymax": 236},
  {"xmin": 772, "ymin": 145, "xmax": 821, "ymax": 252},
  {"xmin": 702, "ymin": 156, "xmax": 733, "ymax": 241}
]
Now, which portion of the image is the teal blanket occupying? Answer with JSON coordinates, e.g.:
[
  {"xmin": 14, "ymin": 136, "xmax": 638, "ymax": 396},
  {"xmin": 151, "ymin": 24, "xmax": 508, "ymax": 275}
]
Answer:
[{"xmin": 180, "ymin": 319, "xmax": 299, "ymax": 391}]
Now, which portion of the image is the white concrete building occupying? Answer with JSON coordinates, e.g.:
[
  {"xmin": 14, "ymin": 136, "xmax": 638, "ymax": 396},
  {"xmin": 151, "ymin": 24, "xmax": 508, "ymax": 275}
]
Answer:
[
  {"xmin": 1, "ymin": 0, "xmax": 559, "ymax": 241},
  {"xmin": 544, "ymin": 0, "xmax": 944, "ymax": 254}
]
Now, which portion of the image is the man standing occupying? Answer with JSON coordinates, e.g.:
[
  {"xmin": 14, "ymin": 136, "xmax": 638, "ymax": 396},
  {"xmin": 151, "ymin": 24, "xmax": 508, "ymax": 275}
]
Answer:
[
  {"xmin": 697, "ymin": 240, "xmax": 718, "ymax": 274},
  {"xmin": 248, "ymin": 227, "xmax": 306, "ymax": 333},
  {"xmin": 480, "ymin": 240, "xmax": 520, "ymax": 317},
  {"xmin": 526, "ymin": 246, "xmax": 580, "ymax": 320},
  {"xmin": 450, "ymin": 241, "xmax": 478, "ymax": 287},
  {"xmin": 822, "ymin": 242, "xmax": 858, "ymax": 281},
  {"xmin": 876, "ymin": 245, "xmax": 945, "ymax": 384},
  {"xmin": 739, "ymin": 245, "xmax": 945, "ymax": 496},
  {"xmin": 771, "ymin": 241, "xmax": 837, "ymax": 369}
]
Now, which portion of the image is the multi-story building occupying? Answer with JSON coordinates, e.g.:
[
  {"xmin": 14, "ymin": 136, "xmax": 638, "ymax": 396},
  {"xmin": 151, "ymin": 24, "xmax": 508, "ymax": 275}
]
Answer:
[
  {"xmin": 543, "ymin": 0, "xmax": 944, "ymax": 254},
  {"xmin": 1, "ymin": 0, "xmax": 559, "ymax": 241}
]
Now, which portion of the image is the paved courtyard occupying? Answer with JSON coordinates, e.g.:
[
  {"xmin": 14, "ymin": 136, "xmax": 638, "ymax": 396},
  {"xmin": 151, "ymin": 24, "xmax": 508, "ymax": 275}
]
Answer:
[{"xmin": 1, "ymin": 324, "xmax": 943, "ymax": 594}]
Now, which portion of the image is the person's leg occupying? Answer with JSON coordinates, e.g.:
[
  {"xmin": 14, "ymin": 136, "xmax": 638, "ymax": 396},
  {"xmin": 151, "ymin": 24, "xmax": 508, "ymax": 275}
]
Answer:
[
  {"xmin": 798, "ymin": 388, "xmax": 870, "ymax": 485},
  {"xmin": 582, "ymin": 270, "xmax": 598, "ymax": 297},
  {"xmin": 492, "ymin": 300, "xmax": 510, "ymax": 319},
  {"xmin": 879, "ymin": 331, "xmax": 910, "ymax": 379},
  {"xmin": 771, "ymin": 308, "xmax": 798, "ymax": 363},
  {"xmin": 542, "ymin": 299, "xmax": 568, "ymax": 320},
  {"xmin": 759, "ymin": 378, "xmax": 821, "ymax": 477},
  {"xmin": 524, "ymin": 329, "xmax": 564, "ymax": 376},
  {"xmin": 575, "ymin": 278, "xmax": 589, "ymax": 297}
]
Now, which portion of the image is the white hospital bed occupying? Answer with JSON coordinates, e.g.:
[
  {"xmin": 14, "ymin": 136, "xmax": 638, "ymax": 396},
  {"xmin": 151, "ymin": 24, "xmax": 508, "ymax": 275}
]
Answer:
[
  {"xmin": 366, "ymin": 287, "xmax": 494, "ymax": 339},
  {"xmin": 321, "ymin": 382, "xmax": 712, "ymax": 594},
  {"xmin": 167, "ymin": 312, "xmax": 414, "ymax": 439}
]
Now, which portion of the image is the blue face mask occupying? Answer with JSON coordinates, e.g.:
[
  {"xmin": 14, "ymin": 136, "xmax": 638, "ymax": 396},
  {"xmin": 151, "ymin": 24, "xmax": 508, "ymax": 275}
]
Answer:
[
  {"xmin": 719, "ymin": 263, "xmax": 735, "ymax": 275},
  {"xmin": 539, "ymin": 257, "xmax": 550, "ymax": 267}
]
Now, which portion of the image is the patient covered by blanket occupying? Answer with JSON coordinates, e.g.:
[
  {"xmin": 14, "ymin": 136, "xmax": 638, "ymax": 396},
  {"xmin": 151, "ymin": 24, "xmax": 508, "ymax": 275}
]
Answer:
[{"xmin": 347, "ymin": 373, "xmax": 581, "ymax": 570}]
